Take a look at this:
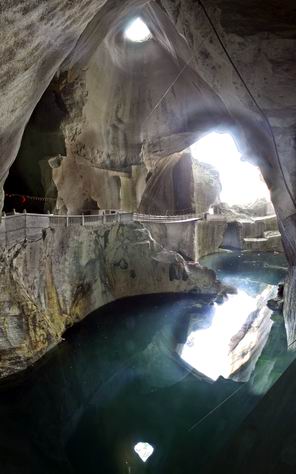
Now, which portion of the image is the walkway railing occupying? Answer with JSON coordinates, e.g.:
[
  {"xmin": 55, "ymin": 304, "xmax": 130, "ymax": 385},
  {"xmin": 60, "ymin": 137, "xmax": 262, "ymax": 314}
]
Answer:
[
  {"xmin": 0, "ymin": 211, "xmax": 205, "ymax": 246},
  {"xmin": 133, "ymin": 213, "xmax": 202, "ymax": 223}
]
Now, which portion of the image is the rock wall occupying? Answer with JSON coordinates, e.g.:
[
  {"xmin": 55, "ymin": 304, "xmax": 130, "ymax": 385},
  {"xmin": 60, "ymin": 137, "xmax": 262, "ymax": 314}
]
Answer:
[
  {"xmin": 0, "ymin": 221, "xmax": 221, "ymax": 378},
  {"xmin": 139, "ymin": 151, "xmax": 221, "ymax": 215},
  {"xmin": 1, "ymin": 1, "xmax": 231, "ymax": 215},
  {"xmin": 192, "ymin": 160, "xmax": 221, "ymax": 214},
  {"xmin": 283, "ymin": 266, "xmax": 296, "ymax": 350},
  {"xmin": 144, "ymin": 221, "xmax": 196, "ymax": 261},
  {"xmin": 1, "ymin": 1, "xmax": 295, "ymax": 218},
  {"xmin": 1, "ymin": 0, "xmax": 296, "ymax": 373},
  {"xmin": 139, "ymin": 153, "xmax": 193, "ymax": 214},
  {"xmin": 229, "ymin": 285, "xmax": 276, "ymax": 382},
  {"xmin": 145, "ymin": 215, "xmax": 283, "ymax": 263},
  {"xmin": 158, "ymin": 0, "xmax": 296, "ymax": 340},
  {"xmin": 196, "ymin": 219, "xmax": 228, "ymax": 259},
  {"xmin": 222, "ymin": 216, "xmax": 283, "ymax": 253}
]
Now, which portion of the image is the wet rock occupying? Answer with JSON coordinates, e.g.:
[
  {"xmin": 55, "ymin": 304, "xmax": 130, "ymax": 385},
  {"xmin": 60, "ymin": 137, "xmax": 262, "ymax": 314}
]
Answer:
[
  {"xmin": 267, "ymin": 298, "xmax": 284, "ymax": 313},
  {"xmin": 0, "ymin": 222, "xmax": 221, "ymax": 379},
  {"xmin": 267, "ymin": 282, "xmax": 285, "ymax": 313},
  {"xmin": 229, "ymin": 285, "xmax": 277, "ymax": 382},
  {"xmin": 278, "ymin": 282, "xmax": 284, "ymax": 298}
]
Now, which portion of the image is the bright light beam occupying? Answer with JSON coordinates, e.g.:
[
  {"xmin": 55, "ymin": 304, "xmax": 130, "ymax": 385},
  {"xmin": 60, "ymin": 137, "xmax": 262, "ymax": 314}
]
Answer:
[
  {"xmin": 134, "ymin": 442, "xmax": 154, "ymax": 462},
  {"xmin": 124, "ymin": 18, "xmax": 152, "ymax": 43},
  {"xmin": 191, "ymin": 132, "xmax": 270, "ymax": 206},
  {"xmin": 180, "ymin": 290, "xmax": 257, "ymax": 381}
]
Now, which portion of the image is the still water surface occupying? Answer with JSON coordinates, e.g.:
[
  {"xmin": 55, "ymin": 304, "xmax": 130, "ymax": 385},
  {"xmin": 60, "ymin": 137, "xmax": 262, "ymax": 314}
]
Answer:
[{"xmin": 0, "ymin": 252, "xmax": 294, "ymax": 474}]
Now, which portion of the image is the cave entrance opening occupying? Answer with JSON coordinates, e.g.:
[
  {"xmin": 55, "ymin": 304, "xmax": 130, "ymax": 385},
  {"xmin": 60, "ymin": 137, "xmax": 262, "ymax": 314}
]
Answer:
[
  {"xmin": 179, "ymin": 131, "xmax": 285, "ymax": 381},
  {"xmin": 191, "ymin": 131, "xmax": 272, "ymax": 210},
  {"xmin": 189, "ymin": 131, "xmax": 282, "ymax": 253}
]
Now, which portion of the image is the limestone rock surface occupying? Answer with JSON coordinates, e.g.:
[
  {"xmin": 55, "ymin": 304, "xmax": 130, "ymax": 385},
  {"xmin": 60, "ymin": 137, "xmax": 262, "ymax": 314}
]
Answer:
[
  {"xmin": 229, "ymin": 285, "xmax": 276, "ymax": 382},
  {"xmin": 0, "ymin": 221, "xmax": 221, "ymax": 378},
  {"xmin": 1, "ymin": 0, "xmax": 296, "ymax": 219},
  {"xmin": 1, "ymin": 0, "xmax": 296, "ymax": 377},
  {"xmin": 139, "ymin": 151, "xmax": 221, "ymax": 215}
]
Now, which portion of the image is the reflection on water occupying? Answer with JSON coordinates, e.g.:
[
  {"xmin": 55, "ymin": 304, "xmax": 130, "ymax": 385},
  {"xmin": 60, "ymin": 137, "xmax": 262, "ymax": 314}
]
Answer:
[
  {"xmin": 0, "ymin": 251, "xmax": 294, "ymax": 474},
  {"xmin": 179, "ymin": 290, "xmax": 260, "ymax": 380},
  {"xmin": 200, "ymin": 251, "xmax": 288, "ymax": 297},
  {"xmin": 134, "ymin": 442, "xmax": 154, "ymax": 462}
]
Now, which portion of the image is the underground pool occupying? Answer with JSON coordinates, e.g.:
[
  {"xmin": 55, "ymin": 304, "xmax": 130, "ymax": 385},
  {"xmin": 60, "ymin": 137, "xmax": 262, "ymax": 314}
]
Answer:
[{"xmin": 0, "ymin": 251, "xmax": 294, "ymax": 474}]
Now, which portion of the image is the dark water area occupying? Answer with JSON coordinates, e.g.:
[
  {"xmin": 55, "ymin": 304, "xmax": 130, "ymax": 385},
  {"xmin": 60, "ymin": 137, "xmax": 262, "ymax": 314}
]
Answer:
[{"xmin": 0, "ymin": 252, "xmax": 294, "ymax": 474}]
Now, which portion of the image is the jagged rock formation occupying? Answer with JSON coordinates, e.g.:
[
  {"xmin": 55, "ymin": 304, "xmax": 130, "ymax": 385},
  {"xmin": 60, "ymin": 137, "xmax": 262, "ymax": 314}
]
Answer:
[
  {"xmin": 1, "ymin": 0, "xmax": 296, "ymax": 369},
  {"xmin": 222, "ymin": 215, "xmax": 283, "ymax": 253},
  {"xmin": 141, "ymin": 213, "xmax": 282, "ymax": 263},
  {"xmin": 229, "ymin": 285, "xmax": 277, "ymax": 382},
  {"xmin": 2, "ymin": 0, "xmax": 295, "ymax": 226},
  {"xmin": 144, "ymin": 221, "xmax": 197, "ymax": 262},
  {"xmin": 192, "ymin": 159, "xmax": 221, "ymax": 214},
  {"xmin": 0, "ymin": 221, "xmax": 221, "ymax": 378},
  {"xmin": 139, "ymin": 151, "xmax": 221, "ymax": 215},
  {"xmin": 139, "ymin": 153, "xmax": 193, "ymax": 215},
  {"xmin": 1, "ymin": 1, "xmax": 295, "ymax": 216}
]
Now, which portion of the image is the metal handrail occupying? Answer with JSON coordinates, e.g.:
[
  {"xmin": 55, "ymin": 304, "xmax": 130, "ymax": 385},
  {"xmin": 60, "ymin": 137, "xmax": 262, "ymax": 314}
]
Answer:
[
  {"xmin": 0, "ymin": 210, "xmax": 207, "ymax": 246},
  {"xmin": 1, "ymin": 211, "xmax": 203, "ymax": 222}
]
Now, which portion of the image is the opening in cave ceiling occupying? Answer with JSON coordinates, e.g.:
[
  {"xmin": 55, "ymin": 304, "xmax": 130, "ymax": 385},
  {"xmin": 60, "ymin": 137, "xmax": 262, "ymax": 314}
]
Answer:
[{"xmin": 124, "ymin": 17, "xmax": 152, "ymax": 43}]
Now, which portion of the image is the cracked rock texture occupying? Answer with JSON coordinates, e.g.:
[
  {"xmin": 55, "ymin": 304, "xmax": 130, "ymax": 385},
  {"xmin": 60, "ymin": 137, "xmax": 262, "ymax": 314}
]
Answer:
[
  {"xmin": 2, "ymin": 1, "xmax": 295, "ymax": 217},
  {"xmin": 0, "ymin": 222, "xmax": 221, "ymax": 378},
  {"xmin": 1, "ymin": 0, "xmax": 295, "ymax": 222},
  {"xmin": 139, "ymin": 151, "xmax": 221, "ymax": 215},
  {"xmin": 1, "ymin": 0, "xmax": 296, "ymax": 368}
]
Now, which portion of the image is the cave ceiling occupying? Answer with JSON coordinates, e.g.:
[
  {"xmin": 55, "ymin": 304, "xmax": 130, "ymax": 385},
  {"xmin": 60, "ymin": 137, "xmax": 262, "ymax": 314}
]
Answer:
[
  {"xmin": 0, "ymin": 0, "xmax": 296, "ymax": 221},
  {"xmin": 210, "ymin": 0, "xmax": 296, "ymax": 38}
]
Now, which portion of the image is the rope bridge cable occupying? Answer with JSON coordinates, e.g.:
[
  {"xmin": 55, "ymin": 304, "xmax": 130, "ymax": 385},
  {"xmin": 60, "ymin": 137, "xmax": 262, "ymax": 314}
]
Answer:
[
  {"xmin": 137, "ymin": 207, "xmax": 196, "ymax": 215},
  {"xmin": 187, "ymin": 384, "xmax": 244, "ymax": 432},
  {"xmin": 5, "ymin": 193, "xmax": 56, "ymax": 202},
  {"xmin": 142, "ymin": 53, "xmax": 195, "ymax": 126}
]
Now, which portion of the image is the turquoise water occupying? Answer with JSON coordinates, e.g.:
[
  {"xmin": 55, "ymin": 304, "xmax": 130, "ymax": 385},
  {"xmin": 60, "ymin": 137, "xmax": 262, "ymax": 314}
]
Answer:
[{"xmin": 0, "ymin": 252, "xmax": 294, "ymax": 474}]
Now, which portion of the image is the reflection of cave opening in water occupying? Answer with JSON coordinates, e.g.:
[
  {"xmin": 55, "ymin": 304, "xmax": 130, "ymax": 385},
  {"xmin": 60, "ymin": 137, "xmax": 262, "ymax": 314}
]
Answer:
[
  {"xmin": 177, "ymin": 251, "xmax": 290, "ymax": 385},
  {"xmin": 179, "ymin": 291, "xmax": 257, "ymax": 381},
  {"xmin": 134, "ymin": 442, "xmax": 154, "ymax": 462},
  {"xmin": 191, "ymin": 132, "xmax": 271, "ymax": 207},
  {"xmin": 187, "ymin": 133, "xmax": 280, "ymax": 380}
]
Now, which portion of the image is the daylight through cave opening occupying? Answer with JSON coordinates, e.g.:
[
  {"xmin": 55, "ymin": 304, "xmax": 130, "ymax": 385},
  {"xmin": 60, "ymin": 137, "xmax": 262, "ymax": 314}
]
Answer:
[
  {"xmin": 1, "ymin": 2, "xmax": 295, "ymax": 472},
  {"xmin": 124, "ymin": 17, "xmax": 152, "ymax": 43},
  {"xmin": 191, "ymin": 132, "xmax": 272, "ymax": 210}
]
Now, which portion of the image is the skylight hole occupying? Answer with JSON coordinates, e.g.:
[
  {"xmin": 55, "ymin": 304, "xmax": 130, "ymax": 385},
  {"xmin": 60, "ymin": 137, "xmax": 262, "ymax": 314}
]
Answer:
[
  {"xmin": 124, "ymin": 17, "xmax": 152, "ymax": 43},
  {"xmin": 134, "ymin": 442, "xmax": 154, "ymax": 462}
]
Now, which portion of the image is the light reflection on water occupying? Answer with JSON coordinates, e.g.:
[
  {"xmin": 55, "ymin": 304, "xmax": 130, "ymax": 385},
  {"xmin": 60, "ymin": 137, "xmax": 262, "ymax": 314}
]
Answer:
[
  {"xmin": 180, "ymin": 251, "xmax": 289, "ymax": 384},
  {"xmin": 0, "ymin": 252, "xmax": 291, "ymax": 474},
  {"xmin": 134, "ymin": 442, "xmax": 154, "ymax": 462},
  {"xmin": 179, "ymin": 290, "xmax": 259, "ymax": 380}
]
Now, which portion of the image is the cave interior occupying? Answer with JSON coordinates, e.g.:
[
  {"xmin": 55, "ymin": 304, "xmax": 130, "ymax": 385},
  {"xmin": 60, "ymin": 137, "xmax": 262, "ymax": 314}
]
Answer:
[{"xmin": 1, "ymin": 1, "xmax": 296, "ymax": 473}]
